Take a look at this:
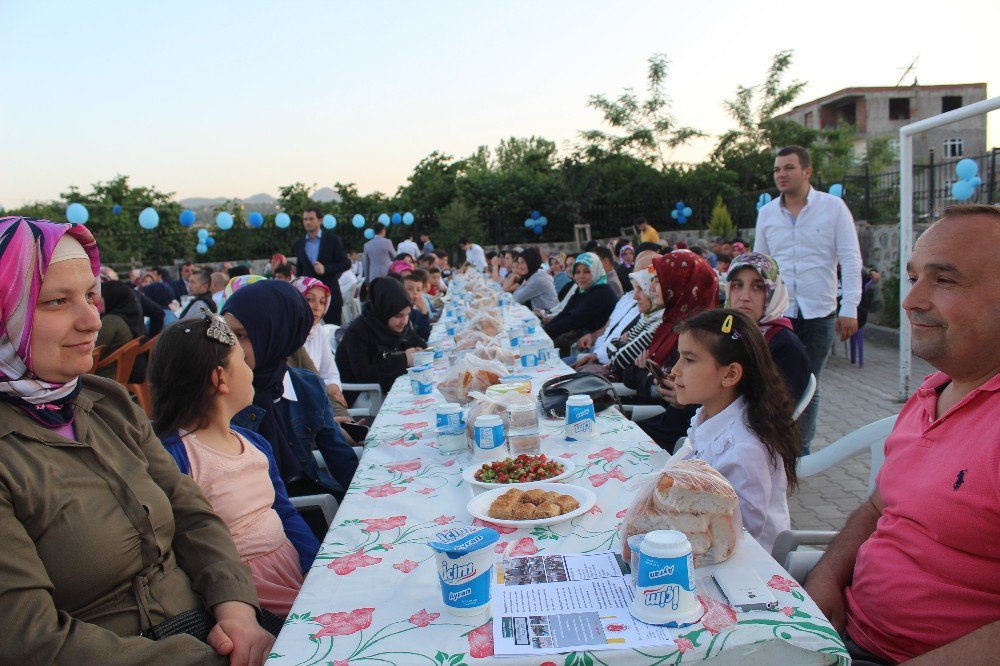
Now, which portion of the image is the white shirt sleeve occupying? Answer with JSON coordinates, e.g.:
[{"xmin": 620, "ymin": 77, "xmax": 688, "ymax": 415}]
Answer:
[
  {"xmin": 834, "ymin": 200, "xmax": 863, "ymax": 319},
  {"xmin": 753, "ymin": 209, "xmax": 770, "ymax": 255}
]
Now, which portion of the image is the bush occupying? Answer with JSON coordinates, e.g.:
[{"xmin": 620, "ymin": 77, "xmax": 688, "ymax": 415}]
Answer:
[{"xmin": 708, "ymin": 196, "xmax": 736, "ymax": 239}]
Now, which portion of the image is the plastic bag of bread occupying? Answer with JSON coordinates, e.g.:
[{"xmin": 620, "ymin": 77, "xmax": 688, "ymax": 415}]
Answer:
[
  {"xmin": 468, "ymin": 312, "xmax": 502, "ymax": 336},
  {"xmin": 454, "ymin": 329, "xmax": 491, "ymax": 350},
  {"xmin": 473, "ymin": 334, "xmax": 518, "ymax": 366},
  {"xmin": 464, "ymin": 389, "xmax": 534, "ymax": 438},
  {"xmin": 438, "ymin": 353, "xmax": 509, "ymax": 404},
  {"xmin": 619, "ymin": 458, "xmax": 742, "ymax": 566}
]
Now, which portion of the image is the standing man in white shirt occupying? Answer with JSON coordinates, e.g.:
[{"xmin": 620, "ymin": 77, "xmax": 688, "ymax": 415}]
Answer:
[
  {"xmin": 397, "ymin": 231, "xmax": 420, "ymax": 260},
  {"xmin": 459, "ymin": 237, "xmax": 488, "ymax": 272},
  {"xmin": 754, "ymin": 145, "xmax": 862, "ymax": 452}
]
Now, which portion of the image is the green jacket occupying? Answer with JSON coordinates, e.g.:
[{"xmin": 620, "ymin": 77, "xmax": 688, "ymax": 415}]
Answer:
[{"xmin": 0, "ymin": 375, "xmax": 259, "ymax": 664}]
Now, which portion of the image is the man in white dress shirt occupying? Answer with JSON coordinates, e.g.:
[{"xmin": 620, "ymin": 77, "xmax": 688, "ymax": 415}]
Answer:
[
  {"xmin": 396, "ymin": 231, "xmax": 420, "ymax": 260},
  {"xmin": 459, "ymin": 237, "xmax": 488, "ymax": 272},
  {"xmin": 754, "ymin": 145, "xmax": 862, "ymax": 452}
]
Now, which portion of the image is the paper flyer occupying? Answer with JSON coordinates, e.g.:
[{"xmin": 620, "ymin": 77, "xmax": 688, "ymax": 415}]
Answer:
[{"xmin": 491, "ymin": 552, "xmax": 677, "ymax": 656}]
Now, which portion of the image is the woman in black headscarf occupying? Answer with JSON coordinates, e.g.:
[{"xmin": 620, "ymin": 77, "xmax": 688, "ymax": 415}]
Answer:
[
  {"xmin": 511, "ymin": 246, "xmax": 559, "ymax": 311},
  {"xmin": 221, "ymin": 280, "xmax": 314, "ymax": 485},
  {"xmin": 96, "ymin": 280, "xmax": 149, "ymax": 381},
  {"xmin": 336, "ymin": 277, "xmax": 425, "ymax": 394}
]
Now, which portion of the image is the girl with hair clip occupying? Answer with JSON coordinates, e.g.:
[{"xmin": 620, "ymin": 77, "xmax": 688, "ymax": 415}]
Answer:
[
  {"xmin": 672, "ymin": 308, "xmax": 800, "ymax": 552},
  {"xmin": 151, "ymin": 314, "xmax": 320, "ymax": 619}
]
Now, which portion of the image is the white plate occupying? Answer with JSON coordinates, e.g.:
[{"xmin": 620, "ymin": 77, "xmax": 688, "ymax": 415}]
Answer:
[
  {"xmin": 466, "ymin": 482, "xmax": 596, "ymax": 528},
  {"xmin": 462, "ymin": 458, "xmax": 575, "ymax": 492}
]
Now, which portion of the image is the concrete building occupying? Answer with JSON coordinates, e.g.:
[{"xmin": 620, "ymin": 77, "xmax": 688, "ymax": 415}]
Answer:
[{"xmin": 776, "ymin": 83, "xmax": 988, "ymax": 161}]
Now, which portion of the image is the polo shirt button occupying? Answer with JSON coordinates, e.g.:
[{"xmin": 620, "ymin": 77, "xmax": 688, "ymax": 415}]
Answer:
[{"xmin": 142, "ymin": 505, "xmax": 150, "ymax": 515}]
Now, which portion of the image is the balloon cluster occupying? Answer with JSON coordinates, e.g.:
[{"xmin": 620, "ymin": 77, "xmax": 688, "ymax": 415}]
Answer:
[
  {"xmin": 523, "ymin": 210, "xmax": 547, "ymax": 235},
  {"xmin": 755, "ymin": 193, "xmax": 773, "ymax": 211},
  {"xmin": 828, "ymin": 184, "xmax": 845, "ymax": 198},
  {"xmin": 671, "ymin": 201, "xmax": 692, "ymax": 224},
  {"xmin": 951, "ymin": 159, "xmax": 982, "ymax": 201},
  {"xmin": 195, "ymin": 228, "xmax": 215, "ymax": 254}
]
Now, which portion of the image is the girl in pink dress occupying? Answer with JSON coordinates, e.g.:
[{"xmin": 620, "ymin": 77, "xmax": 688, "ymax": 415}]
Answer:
[{"xmin": 150, "ymin": 314, "xmax": 320, "ymax": 616}]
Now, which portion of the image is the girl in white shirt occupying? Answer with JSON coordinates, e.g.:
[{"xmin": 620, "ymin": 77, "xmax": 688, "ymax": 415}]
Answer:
[
  {"xmin": 291, "ymin": 277, "xmax": 346, "ymax": 409},
  {"xmin": 670, "ymin": 308, "xmax": 800, "ymax": 551}
]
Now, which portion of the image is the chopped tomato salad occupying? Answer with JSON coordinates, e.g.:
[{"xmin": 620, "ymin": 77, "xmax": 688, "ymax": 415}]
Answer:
[{"xmin": 474, "ymin": 454, "xmax": 564, "ymax": 483}]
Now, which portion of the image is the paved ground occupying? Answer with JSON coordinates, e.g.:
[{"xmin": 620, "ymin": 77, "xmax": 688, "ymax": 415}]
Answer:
[{"xmin": 788, "ymin": 337, "xmax": 934, "ymax": 531}]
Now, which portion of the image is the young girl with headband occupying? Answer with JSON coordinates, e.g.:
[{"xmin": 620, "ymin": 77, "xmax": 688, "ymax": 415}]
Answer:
[
  {"xmin": 672, "ymin": 308, "xmax": 800, "ymax": 551},
  {"xmin": 150, "ymin": 314, "xmax": 320, "ymax": 618}
]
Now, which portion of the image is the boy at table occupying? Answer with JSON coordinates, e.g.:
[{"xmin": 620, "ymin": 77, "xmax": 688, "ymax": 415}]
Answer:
[{"xmin": 804, "ymin": 205, "xmax": 1000, "ymax": 665}]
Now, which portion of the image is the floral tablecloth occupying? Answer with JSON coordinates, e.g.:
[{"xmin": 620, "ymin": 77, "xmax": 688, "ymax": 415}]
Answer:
[{"xmin": 268, "ymin": 307, "xmax": 848, "ymax": 666}]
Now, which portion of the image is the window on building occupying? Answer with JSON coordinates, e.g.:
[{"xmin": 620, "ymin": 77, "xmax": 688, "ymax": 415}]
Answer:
[
  {"xmin": 943, "ymin": 138, "xmax": 964, "ymax": 158},
  {"xmin": 804, "ymin": 111, "xmax": 813, "ymax": 128},
  {"xmin": 889, "ymin": 98, "xmax": 911, "ymax": 120},
  {"xmin": 942, "ymin": 96, "xmax": 962, "ymax": 113}
]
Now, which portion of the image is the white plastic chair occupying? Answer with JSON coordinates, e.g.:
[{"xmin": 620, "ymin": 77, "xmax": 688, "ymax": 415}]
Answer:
[
  {"xmin": 791, "ymin": 373, "xmax": 817, "ymax": 421},
  {"xmin": 341, "ymin": 383, "xmax": 384, "ymax": 419},
  {"xmin": 771, "ymin": 415, "xmax": 897, "ymax": 582},
  {"xmin": 289, "ymin": 494, "xmax": 339, "ymax": 528}
]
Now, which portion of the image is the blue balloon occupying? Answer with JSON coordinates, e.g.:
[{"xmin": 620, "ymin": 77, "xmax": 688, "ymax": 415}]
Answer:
[
  {"xmin": 533, "ymin": 224, "xmax": 543, "ymax": 234},
  {"xmin": 671, "ymin": 210, "xmax": 679, "ymax": 219},
  {"xmin": 951, "ymin": 180, "xmax": 974, "ymax": 201},
  {"xmin": 524, "ymin": 219, "xmax": 533, "ymax": 228},
  {"xmin": 955, "ymin": 158, "xmax": 978, "ymax": 181},
  {"xmin": 138, "ymin": 207, "xmax": 159, "ymax": 230},
  {"xmin": 675, "ymin": 202, "xmax": 685, "ymax": 211},
  {"xmin": 682, "ymin": 206, "xmax": 692, "ymax": 217},
  {"xmin": 971, "ymin": 176, "xmax": 983, "ymax": 187},
  {"xmin": 352, "ymin": 214, "xmax": 365, "ymax": 229},
  {"xmin": 323, "ymin": 214, "xmax": 337, "ymax": 229},
  {"xmin": 248, "ymin": 212, "xmax": 264, "ymax": 228},
  {"xmin": 759, "ymin": 193, "xmax": 772, "ymax": 205},
  {"xmin": 197, "ymin": 228, "xmax": 209, "ymax": 240},
  {"xmin": 391, "ymin": 212, "xmax": 402, "ymax": 225},
  {"xmin": 538, "ymin": 216, "xmax": 548, "ymax": 227},
  {"xmin": 378, "ymin": 213, "xmax": 390, "ymax": 225},
  {"xmin": 829, "ymin": 183, "xmax": 844, "ymax": 198},
  {"xmin": 205, "ymin": 237, "xmax": 216, "ymax": 247},
  {"xmin": 403, "ymin": 211, "xmax": 415, "ymax": 225},
  {"xmin": 66, "ymin": 202, "xmax": 89, "ymax": 225},
  {"xmin": 530, "ymin": 210, "xmax": 541, "ymax": 220},
  {"xmin": 275, "ymin": 212, "xmax": 291, "ymax": 229},
  {"xmin": 677, "ymin": 215, "xmax": 687, "ymax": 225},
  {"xmin": 363, "ymin": 228, "xmax": 375, "ymax": 240},
  {"xmin": 112, "ymin": 204, "xmax": 122, "ymax": 216},
  {"xmin": 216, "ymin": 212, "xmax": 234, "ymax": 230},
  {"xmin": 196, "ymin": 243, "xmax": 208, "ymax": 254},
  {"xmin": 179, "ymin": 209, "xmax": 196, "ymax": 227}
]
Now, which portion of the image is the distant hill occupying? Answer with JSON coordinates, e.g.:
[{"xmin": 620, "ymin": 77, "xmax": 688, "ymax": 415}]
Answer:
[
  {"xmin": 179, "ymin": 196, "xmax": 228, "ymax": 208},
  {"xmin": 244, "ymin": 192, "xmax": 276, "ymax": 204},
  {"xmin": 312, "ymin": 187, "xmax": 342, "ymax": 203}
]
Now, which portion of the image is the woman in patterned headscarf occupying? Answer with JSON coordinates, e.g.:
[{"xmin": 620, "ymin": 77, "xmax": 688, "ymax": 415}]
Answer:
[
  {"xmin": 542, "ymin": 252, "xmax": 618, "ymax": 353},
  {"xmin": 0, "ymin": 217, "xmax": 273, "ymax": 662},
  {"xmin": 725, "ymin": 252, "xmax": 810, "ymax": 402},
  {"xmin": 620, "ymin": 249, "xmax": 719, "ymax": 451}
]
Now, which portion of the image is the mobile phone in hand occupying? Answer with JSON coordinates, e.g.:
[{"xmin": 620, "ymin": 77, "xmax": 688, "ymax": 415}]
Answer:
[{"xmin": 646, "ymin": 359, "xmax": 667, "ymax": 382}]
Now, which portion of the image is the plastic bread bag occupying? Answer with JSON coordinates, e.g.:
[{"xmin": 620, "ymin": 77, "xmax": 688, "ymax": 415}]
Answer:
[
  {"xmin": 468, "ymin": 311, "xmax": 502, "ymax": 336},
  {"xmin": 454, "ymin": 329, "xmax": 491, "ymax": 350},
  {"xmin": 438, "ymin": 353, "xmax": 509, "ymax": 404},
  {"xmin": 437, "ymin": 355, "xmax": 469, "ymax": 404},
  {"xmin": 619, "ymin": 444, "xmax": 743, "ymax": 567},
  {"xmin": 464, "ymin": 389, "xmax": 534, "ymax": 438},
  {"xmin": 473, "ymin": 334, "xmax": 518, "ymax": 366}
]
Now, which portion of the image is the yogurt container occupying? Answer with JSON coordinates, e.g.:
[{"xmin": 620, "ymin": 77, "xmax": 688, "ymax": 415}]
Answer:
[
  {"xmin": 565, "ymin": 394, "xmax": 596, "ymax": 441},
  {"xmin": 508, "ymin": 325, "xmax": 524, "ymax": 347},
  {"xmin": 499, "ymin": 374, "xmax": 533, "ymax": 385},
  {"xmin": 540, "ymin": 347, "xmax": 560, "ymax": 364},
  {"xmin": 413, "ymin": 350, "xmax": 436, "ymax": 367},
  {"xmin": 408, "ymin": 364, "xmax": 434, "ymax": 395},
  {"xmin": 436, "ymin": 403, "xmax": 467, "ymax": 455},
  {"xmin": 629, "ymin": 530, "xmax": 704, "ymax": 627},
  {"xmin": 473, "ymin": 414, "xmax": 506, "ymax": 460},
  {"xmin": 429, "ymin": 526, "xmax": 500, "ymax": 616},
  {"xmin": 519, "ymin": 344, "xmax": 540, "ymax": 368},
  {"xmin": 522, "ymin": 318, "xmax": 538, "ymax": 335}
]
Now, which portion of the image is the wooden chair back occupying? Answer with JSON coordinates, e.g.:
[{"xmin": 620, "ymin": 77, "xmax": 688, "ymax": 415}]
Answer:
[
  {"xmin": 94, "ymin": 338, "xmax": 142, "ymax": 386},
  {"xmin": 89, "ymin": 345, "xmax": 107, "ymax": 374},
  {"xmin": 126, "ymin": 334, "xmax": 159, "ymax": 417}
]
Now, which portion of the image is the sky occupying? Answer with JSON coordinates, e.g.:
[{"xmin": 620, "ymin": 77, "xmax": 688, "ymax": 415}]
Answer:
[{"xmin": 2, "ymin": 0, "xmax": 998, "ymax": 207}]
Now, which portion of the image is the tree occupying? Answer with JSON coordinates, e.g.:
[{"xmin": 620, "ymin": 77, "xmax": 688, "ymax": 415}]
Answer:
[
  {"xmin": 435, "ymin": 199, "xmax": 482, "ymax": 263},
  {"xmin": 579, "ymin": 54, "xmax": 703, "ymax": 170},
  {"xmin": 396, "ymin": 151, "xmax": 463, "ymax": 222},
  {"xmin": 708, "ymin": 196, "xmax": 736, "ymax": 239},
  {"xmin": 713, "ymin": 50, "xmax": 815, "ymax": 190}
]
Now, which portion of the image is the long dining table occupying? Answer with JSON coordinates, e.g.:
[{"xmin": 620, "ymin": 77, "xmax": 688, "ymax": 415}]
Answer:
[{"xmin": 267, "ymin": 303, "xmax": 849, "ymax": 665}]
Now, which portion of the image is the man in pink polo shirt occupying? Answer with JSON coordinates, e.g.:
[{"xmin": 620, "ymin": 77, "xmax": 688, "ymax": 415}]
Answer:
[{"xmin": 804, "ymin": 204, "xmax": 1000, "ymax": 665}]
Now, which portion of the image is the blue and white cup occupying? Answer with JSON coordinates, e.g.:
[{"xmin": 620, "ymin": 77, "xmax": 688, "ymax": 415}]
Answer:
[
  {"xmin": 428, "ymin": 526, "xmax": 500, "ymax": 616},
  {"xmin": 413, "ymin": 350, "xmax": 436, "ymax": 367},
  {"xmin": 519, "ymin": 344, "xmax": 540, "ymax": 368},
  {"xmin": 540, "ymin": 347, "xmax": 560, "ymax": 364},
  {"xmin": 565, "ymin": 394, "xmax": 596, "ymax": 441},
  {"xmin": 473, "ymin": 414, "xmax": 506, "ymax": 460},
  {"xmin": 523, "ymin": 318, "xmax": 537, "ymax": 335},
  {"xmin": 629, "ymin": 530, "xmax": 704, "ymax": 627},
  {"xmin": 509, "ymin": 325, "xmax": 524, "ymax": 347},
  {"xmin": 408, "ymin": 364, "xmax": 434, "ymax": 395}
]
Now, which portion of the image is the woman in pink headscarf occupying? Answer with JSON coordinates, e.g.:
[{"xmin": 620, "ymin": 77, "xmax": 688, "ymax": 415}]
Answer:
[
  {"xmin": 291, "ymin": 277, "xmax": 349, "ymax": 412},
  {"xmin": 0, "ymin": 217, "xmax": 274, "ymax": 663}
]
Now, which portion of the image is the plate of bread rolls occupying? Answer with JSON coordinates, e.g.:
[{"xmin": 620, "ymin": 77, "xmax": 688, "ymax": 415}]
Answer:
[{"xmin": 467, "ymin": 482, "xmax": 596, "ymax": 527}]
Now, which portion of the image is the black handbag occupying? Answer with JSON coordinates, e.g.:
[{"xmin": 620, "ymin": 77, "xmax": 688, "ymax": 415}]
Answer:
[{"xmin": 538, "ymin": 372, "xmax": 621, "ymax": 419}]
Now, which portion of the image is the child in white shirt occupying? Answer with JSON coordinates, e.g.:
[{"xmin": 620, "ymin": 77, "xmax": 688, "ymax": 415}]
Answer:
[{"xmin": 670, "ymin": 308, "xmax": 801, "ymax": 552}]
